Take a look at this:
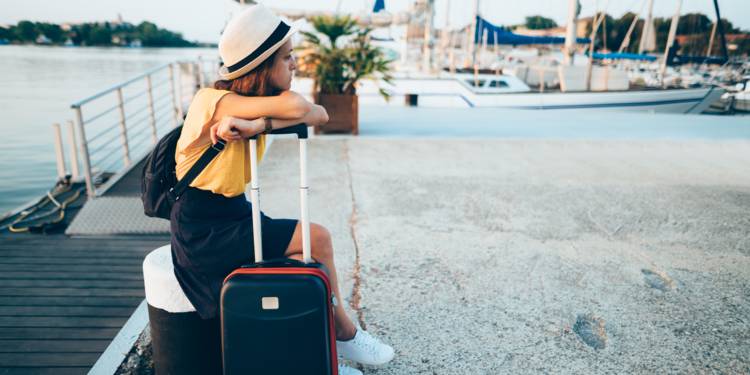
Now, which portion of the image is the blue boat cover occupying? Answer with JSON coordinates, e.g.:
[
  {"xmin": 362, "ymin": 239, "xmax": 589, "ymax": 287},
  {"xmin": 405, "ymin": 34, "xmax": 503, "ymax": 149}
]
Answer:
[
  {"xmin": 474, "ymin": 16, "xmax": 590, "ymax": 45},
  {"xmin": 592, "ymin": 52, "xmax": 657, "ymax": 61},
  {"xmin": 373, "ymin": 0, "xmax": 385, "ymax": 13}
]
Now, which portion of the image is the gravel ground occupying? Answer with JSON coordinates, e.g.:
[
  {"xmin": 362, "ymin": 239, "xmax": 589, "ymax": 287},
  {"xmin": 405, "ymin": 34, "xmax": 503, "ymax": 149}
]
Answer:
[{"xmin": 119, "ymin": 137, "xmax": 750, "ymax": 374}]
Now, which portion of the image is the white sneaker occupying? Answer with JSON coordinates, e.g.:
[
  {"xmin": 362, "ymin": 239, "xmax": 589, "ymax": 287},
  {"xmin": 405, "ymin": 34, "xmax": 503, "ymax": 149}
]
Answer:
[
  {"xmin": 336, "ymin": 329, "xmax": 395, "ymax": 366},
  {"xmin": 338, "ymin": 363, "xmax": 363, "ymax": 375}
]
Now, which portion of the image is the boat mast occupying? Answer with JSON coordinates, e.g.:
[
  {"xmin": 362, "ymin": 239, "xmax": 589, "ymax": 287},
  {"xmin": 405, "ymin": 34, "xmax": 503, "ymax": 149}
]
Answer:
[
  {"xmin": 618, "ymin": 0, "xmax": 646, "ymax": 53},
  {"xmin": 563, "ymin": 0, "xmax": 578, "ymax": 66},
  {"xmin": 712, "ymin": 0, "xmax": 729, "ymax": 62},
  {"xmin": 660, "ymin": 0, "xmax": 682, "ymax": 84},
  {"xmin": 638, "ymin": 0, "xmax": 654, "ymax": 54},
  {"xmin": 470, "ymin": 0, "xmax": 479, "ymax": 69},
  {"xmin": 422, "ymin": 0, "xmax": 435, "ymax": 72}
]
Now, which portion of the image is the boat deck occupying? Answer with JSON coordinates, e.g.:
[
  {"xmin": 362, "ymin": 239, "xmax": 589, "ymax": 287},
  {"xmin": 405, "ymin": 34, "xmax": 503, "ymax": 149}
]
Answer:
[{"xmin": 0, "ymin": 162, "xmax": 168, "ymax": 374}]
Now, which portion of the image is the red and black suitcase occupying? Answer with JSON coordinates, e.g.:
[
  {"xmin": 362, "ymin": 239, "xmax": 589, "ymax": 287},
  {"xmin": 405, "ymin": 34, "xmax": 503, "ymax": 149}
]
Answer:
[{"xmin": 220, "ymin": 125, "xmax": 339, "ymax": 375}]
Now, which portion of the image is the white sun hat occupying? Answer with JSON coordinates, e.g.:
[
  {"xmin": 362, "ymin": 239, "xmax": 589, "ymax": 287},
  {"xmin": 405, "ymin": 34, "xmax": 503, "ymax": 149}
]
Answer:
[{"xmin": 218, "ymin": 4, "xmax": 300, "ymax": 80}]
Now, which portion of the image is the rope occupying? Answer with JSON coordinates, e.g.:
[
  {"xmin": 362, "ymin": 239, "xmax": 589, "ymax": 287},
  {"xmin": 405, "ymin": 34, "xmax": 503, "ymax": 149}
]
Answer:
[{"xmin": 2, "ymin": 179, "xmax": 85, "ymax": 233}]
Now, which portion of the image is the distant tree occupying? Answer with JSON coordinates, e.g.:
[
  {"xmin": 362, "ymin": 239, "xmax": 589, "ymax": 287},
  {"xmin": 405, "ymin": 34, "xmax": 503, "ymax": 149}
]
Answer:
[
  {"xmin": 525, "ymin": 16, "xmax": 557, "ymax": 30},
  {"xmin": 89, "ymin": 25, "xmax": 113, "ymax": 45},
  {"xmin": 36, "ymin": 23, "xmax": 64, "ymax": 43},
  {"xmin": 677, "ymin": 13, "xmax": 712, "ymax": 35},
  {"xmin": 0, "ymin": 26, "xmax": 11, "ymax": 41},
  {"xmin": 719, "ymin": 18, "xmax": 739, "ymax": 33},
  {"xmin": 14, "ymin": 21, "xmax": 38, "ymax": 42}
]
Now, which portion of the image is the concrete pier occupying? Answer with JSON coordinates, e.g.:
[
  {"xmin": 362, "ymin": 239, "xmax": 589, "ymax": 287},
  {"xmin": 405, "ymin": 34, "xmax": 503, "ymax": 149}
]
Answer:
[{"xmin": 257, "ymin": 136, "xmax": 750, "ymax": 374}]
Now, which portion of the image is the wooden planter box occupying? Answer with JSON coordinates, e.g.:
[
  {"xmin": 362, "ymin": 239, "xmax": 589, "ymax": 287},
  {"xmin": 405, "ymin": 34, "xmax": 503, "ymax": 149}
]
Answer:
[{"xmin": 315, "ymin": 94, "xmax": 359, "ymax": 135}]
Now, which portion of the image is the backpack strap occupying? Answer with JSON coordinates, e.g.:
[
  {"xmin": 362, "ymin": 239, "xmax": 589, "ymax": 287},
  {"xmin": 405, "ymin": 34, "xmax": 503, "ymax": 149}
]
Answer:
[{"xmin": 169, "ymin": 139, "xmax": 226, "ymax": 201}]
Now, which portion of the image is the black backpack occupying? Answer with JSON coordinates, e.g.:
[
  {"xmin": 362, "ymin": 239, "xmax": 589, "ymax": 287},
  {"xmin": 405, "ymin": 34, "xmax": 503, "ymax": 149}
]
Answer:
[{"xmin": 141, "ymin": 126, "xmax": 225, "ymax": 220}]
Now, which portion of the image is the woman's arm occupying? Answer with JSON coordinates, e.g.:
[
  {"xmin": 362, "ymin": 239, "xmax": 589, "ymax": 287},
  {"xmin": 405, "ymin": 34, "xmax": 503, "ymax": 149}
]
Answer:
[
  {"xmin": 210, "ymin": 104, "xmax": 329, "ymax": 144},
  {"xmin": 212, "ymin": 90, "xmax": 312, "ymax": 122}
]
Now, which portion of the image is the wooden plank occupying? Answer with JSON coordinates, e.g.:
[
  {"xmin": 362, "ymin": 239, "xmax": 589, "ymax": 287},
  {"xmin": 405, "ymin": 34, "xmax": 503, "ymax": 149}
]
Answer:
[
  {"xmin": 0, "ymin": 258, "xmax": 143, "ymax": 266},
  {"xmin": 0, "ymin": 272, "xmax": 143, "ymax": 280},
  {"xmin": 0, "ymin": 264, "xmax": 141, "ymax": 273},
  {"xmin": 0, "ymin": 296, "xmax": 143, "ymax": 307},
  {"xmin": 0, "ymin": 305, "xmax": 135, "ymax": 317},
  {"xmin": 0, "ymin": 352, "xmax": 100, "ymax": 367},
  {"xmin": 0, "ymin": 327, "xmax": 120, "ymax": 340},
  {"xmin": 1, "ymin": 236, "xmax": 168, "ymax": 245},
  {"xmin": 0, "ymin": 242, "xmax": 165, "ymax": 250},
  {"xmin": 0, "ymin": 253, "xmax": 143, "ymax": 261},
  {"xmin": 0, "ymin": 279, "xmax": 143, "ymax": 289},
  {"xmin": 0, "ymin": 339, "xmax": 110, "ymax": 353},
  {"xmin": 0, "ymin": 316, "xmax": 127, "ymax": 328},
  {"xmin": 0, "ymin": 367, "xmax": 87, "ymax": 375},
  {"xmin": 0, "ymin": 287, "xmax": 143, "ymax": 297},
  {"xmin": 0, "ymin": 242, "xmax": 167, "ymax": 252}
]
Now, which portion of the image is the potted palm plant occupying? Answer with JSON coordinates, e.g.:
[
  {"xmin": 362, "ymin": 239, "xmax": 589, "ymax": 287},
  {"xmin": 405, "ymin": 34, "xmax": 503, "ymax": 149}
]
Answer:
[{"xmin": 299, "ymin": 15, "xmax": 393, "ymax": 135}]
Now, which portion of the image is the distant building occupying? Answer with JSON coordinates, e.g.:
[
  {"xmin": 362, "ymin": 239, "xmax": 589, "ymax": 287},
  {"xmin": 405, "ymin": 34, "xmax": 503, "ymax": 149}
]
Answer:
[
  {"xmin": 513, "ymin": 26, "xmax": 567, "ymax": 38},
  {"xmin": 35, "ymin": 34, "xmax": 52, "ymax": 44},
  {"xmin": 129, "ymin": 39, "xmax": 142, "ymax": 48}
]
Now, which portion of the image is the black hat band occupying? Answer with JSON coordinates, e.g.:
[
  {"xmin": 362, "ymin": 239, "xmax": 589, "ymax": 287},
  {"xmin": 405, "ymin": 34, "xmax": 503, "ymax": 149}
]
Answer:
[{"xmin": 226, "ymin": 21, "xmax": 291, "ymax": 73}]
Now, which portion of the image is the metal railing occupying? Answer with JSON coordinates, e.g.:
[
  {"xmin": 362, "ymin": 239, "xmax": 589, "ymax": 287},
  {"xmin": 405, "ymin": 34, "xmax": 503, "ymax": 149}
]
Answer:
[{"xmin": 51, "ymin": 59, "xmax": 219, "ymax": 199}]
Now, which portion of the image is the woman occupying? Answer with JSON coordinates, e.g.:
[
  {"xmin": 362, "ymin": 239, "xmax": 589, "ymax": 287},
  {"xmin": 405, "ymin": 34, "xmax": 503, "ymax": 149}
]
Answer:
[{"xmin": 171, "ymin": 4, "xmax": 393, "ymax": 374}]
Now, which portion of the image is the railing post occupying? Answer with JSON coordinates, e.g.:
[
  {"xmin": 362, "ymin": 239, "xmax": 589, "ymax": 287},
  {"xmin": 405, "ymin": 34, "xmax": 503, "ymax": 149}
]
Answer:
[
  {"xmin": 196, "ymin": 58, "xmax": 205, "ymax": 89},
  {"xmin": 146, "ymin": 75, "xmax": 158, "ymax": 145},
  {"xmin": 66, "ymin": 120, "xmax": 80, "ymax": 180},
  {"xmin": 116, "ymin": 87, "xmax": 131, "ymax": 167},
  {"xmin": 52, "ymin": 123, "xmax": 67, "ymax": 180},
  {"xmin": 73, "ymin": 107, "xmax": 95, "ymax": 198},
  {"xmin": 174, "ymin": 63, "xmax": 185, "ymax": 120},
  {"xmin": 168, "ymin": 64, "xmax": 180, "ymax": 128}
]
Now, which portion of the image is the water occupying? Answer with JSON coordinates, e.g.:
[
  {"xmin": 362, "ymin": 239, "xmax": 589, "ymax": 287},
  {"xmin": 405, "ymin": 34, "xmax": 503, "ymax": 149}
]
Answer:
[{"xmin": 0, "ymin": 45, "xmax": 215, "ymax": 215}]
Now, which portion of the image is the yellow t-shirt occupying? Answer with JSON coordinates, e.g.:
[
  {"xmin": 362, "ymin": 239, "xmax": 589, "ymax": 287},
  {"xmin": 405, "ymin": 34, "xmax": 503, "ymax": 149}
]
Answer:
[{"xmin": 175, "ymin": 88, "xmax": 266, "ymax": 198}]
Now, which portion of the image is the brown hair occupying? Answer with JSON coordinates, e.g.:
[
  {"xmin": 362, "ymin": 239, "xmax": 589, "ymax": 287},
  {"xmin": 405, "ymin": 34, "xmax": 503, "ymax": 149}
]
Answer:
[{"xmin": 214, "ymin": 49, "xmax": 282, "ymax": 97}]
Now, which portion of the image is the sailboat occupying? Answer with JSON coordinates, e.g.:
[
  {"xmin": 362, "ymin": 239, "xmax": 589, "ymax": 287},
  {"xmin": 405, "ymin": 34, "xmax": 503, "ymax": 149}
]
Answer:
[
  {"xmin": 272, "ymin": 0, "xmax": 727, "ymax": 113},
  {"xmin": 370, "ymin": 0, "xmax": 726, "ymax": 113}
]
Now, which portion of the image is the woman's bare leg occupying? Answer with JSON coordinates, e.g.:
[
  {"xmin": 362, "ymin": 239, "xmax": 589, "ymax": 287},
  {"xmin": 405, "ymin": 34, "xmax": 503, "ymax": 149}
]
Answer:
[{"xmin": 284, "ymin": 222, "xmax": 357, "ymax": 340}]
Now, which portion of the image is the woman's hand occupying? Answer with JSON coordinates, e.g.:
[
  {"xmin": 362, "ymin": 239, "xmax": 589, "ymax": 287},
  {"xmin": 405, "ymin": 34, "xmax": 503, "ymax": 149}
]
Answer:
[
  {"xmin": 302, "ymin": 105, "xmax": 329, "ymax": 127},
  {"xmin": 209, "ymin": 116, "xmax": 263, "ymax": 145}
]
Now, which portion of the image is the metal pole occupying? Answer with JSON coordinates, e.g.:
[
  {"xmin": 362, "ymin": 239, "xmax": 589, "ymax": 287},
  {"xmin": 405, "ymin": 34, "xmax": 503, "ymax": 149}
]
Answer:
[
  {"xmin": 52, "ymin": 123, "xmax": 66, "ymax": 180},
  {"xmin": 175, "ymin": 63, "xmax": 185, "ymax": 120},
  {"xmin": 421, "ymin": 0, "xmax": 434, "ymax": 72},
  {"xmin": 470, "ymin": 0, "xmax": 479, "ymax": 69},
  {"xmin": 494, "ymin": 30, "xmax": 500, "ymax": 76},
  {"xmin": 197, "ymin": 58, "xmax": 205, "ymax": 89},
  {"xmin": 73, "ymin": 107, "xmax": 95, "ymax": 198},
  {"xmin": 712, "ymin": 0, "xmax": 729, "ymax": 61},
  {"xmin": 192, "ymin": 62, "xmax": 201, "ymax": 93},
  {"xmin": 706, "ymin": 21, "xmax": 717, "ymax": 57},
  {"xmin": 66, "ymin": 120, "xmax": 80, "ymax": 180},
  {"xmin": 115, "ymin": 87, "xmax": 131, "ymax": 167},
  {"xmin": 249, "ymin": 139, "xmax": 263, "ymax": 262},
  {"xmin": 299, "ymin": 139, "xmax": 311, "ymax": 263},
  {"xmin": 168, "ymin": 64, "xmax": 180, "ymax": 128},
  {"xmin": 564, "ymin": 0, "xmax": 578, "ymax": 65},
  {"xmin": 660, "ymin": 0, "xmax": 682, "ymax": 85},
  {"xmin": 618, "ymin": 0, "xmax": 645, "ymax": 53},
  {"xmin": 146, "ymin": 75, "xmax": 158, "ymax": 145}
]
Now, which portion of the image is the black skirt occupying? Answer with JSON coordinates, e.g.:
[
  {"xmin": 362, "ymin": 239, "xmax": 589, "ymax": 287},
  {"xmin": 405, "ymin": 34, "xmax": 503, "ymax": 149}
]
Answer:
[{"xmin": 170, "ymin": 186, "xmax": 298, "ymax": 319}]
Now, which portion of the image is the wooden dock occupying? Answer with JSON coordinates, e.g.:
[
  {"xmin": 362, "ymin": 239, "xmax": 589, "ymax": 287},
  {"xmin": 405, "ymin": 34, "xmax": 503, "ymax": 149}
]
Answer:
[{"xmin": 0, "ymin": 162, "xmax": 168, "ymax": 374}]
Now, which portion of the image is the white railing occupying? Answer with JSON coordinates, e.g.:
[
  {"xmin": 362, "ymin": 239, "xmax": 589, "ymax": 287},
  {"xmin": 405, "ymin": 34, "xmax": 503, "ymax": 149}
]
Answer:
[{"xmin": 51, "ymin": 59, "xmax": 220, "ymax": 198}]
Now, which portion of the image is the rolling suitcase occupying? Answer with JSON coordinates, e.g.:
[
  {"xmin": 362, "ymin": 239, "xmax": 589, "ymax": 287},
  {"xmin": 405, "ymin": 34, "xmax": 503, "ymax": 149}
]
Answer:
[{"xmin": 220, "ymin": 124, "xmax": 339, "ymax": 375}]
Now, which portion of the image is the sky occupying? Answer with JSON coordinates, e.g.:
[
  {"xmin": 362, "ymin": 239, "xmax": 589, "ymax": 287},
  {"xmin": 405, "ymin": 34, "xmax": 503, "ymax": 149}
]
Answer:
[{"xmin": 1, "ymin": 0, "xmax": 748, "ymax": 43}]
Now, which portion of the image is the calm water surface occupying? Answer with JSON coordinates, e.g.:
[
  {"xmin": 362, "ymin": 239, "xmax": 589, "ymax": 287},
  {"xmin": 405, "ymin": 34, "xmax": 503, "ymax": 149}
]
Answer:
[{"xmin": 0, "ymin": 45, "xmax": 215, "ymax": 214}]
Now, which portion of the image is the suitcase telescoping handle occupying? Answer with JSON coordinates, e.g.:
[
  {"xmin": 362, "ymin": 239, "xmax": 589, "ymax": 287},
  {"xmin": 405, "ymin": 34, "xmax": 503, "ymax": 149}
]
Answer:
[{"xmin": 248, "ymin": 124, "xmax": 312, "ymax": 264}]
